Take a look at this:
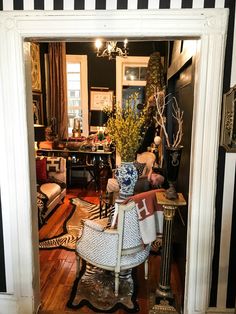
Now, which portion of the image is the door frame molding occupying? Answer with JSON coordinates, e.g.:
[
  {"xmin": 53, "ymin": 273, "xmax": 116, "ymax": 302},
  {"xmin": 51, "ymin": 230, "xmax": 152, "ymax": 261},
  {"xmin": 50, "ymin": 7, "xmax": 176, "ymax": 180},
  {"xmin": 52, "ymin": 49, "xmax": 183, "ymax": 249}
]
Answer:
[{"xmin": 0, "ymin": 9, "xmax": 228, "ymax": 313}]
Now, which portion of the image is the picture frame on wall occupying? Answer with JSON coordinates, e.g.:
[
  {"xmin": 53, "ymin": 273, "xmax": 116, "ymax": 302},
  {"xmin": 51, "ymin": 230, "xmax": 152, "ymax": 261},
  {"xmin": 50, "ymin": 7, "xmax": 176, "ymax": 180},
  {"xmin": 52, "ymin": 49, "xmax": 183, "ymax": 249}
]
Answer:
[
  {"xmin": 33, "ymin": 92, "xmax": 43, "ymax": 125},
  {"xmin": 30, "ymin": 42, "xmax": 42, "ymax": 92},
  {"xmin": 220, "ymin": 85, "xmax": 236, "ymax": 152},
  {"xmin": 90, "ymin": 90, "xmax": 114, "ymax": 111}
]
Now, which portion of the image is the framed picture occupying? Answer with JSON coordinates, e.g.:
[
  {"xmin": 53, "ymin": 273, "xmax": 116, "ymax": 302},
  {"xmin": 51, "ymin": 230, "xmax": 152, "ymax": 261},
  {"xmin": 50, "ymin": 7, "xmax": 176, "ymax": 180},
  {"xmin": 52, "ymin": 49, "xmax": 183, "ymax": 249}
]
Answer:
[
  {"xmin": 90, "ymin": 90, "xmax": 114, "ymax": 110},
  {"xmin": 220, "ymin": 85, "xmax": 236, "ymax": 152},
  {"xmin": 30, "ymin": 42, "xmax": 42, "ymax": 92},
  {"xmin": 33, "ymin": 92, "xmax": 43, "ymax": 125}
]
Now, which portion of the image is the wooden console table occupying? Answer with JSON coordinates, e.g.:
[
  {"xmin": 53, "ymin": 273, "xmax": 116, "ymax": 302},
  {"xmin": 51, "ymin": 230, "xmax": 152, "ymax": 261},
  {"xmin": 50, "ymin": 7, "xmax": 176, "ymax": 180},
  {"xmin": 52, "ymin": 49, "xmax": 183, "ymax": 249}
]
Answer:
[{"xmin": 37, "ymin": 148, "xmax": 114, "ymax": 189}]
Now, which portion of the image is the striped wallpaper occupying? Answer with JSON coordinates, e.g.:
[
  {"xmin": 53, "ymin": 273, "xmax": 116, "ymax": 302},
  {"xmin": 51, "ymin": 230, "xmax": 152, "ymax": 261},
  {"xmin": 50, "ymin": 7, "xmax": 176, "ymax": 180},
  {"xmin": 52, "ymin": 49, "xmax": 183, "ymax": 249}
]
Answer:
[
  {"xmin": 0, "ymin": 0, "xmax": 229, "ymax": 11},
  {"xmin": 0, "ymin": 0, "xmax": 235, "ymax": 311}
]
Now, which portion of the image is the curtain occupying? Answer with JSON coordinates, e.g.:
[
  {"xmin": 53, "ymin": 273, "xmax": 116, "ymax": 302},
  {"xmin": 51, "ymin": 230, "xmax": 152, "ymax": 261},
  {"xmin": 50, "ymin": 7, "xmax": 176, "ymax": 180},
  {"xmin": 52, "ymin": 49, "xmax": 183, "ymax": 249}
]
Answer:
[{"xmin": 48, "ymin": 42, "xmax": 68, "ymax": 140}]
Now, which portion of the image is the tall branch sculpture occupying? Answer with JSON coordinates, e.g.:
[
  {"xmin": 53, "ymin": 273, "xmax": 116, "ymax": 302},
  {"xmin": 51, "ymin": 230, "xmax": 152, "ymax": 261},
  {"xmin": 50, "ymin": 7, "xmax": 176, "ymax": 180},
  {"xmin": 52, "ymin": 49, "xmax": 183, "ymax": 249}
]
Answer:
[{"xmin": 152, "ymin": 89, "xmax": 184, "ymax": 148}]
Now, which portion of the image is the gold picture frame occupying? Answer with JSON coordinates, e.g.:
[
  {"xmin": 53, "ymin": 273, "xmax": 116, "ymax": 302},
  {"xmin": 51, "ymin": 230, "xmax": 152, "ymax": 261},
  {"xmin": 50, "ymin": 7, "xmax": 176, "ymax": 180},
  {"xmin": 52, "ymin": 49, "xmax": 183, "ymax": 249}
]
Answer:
[
  {"xmin": 30, "ymin": 42, "xmax": 42, "ymax": 92},
  {"xmin": 33, "ymin": 92, "xmax": 43, "ymax": 125},
  {"xmin": 90, "ymin": 90, "xmax": 114, "ymax": 111},
  {"xmin": 220, "ymin": 85, "xmax": 236, "ymax": 152}
]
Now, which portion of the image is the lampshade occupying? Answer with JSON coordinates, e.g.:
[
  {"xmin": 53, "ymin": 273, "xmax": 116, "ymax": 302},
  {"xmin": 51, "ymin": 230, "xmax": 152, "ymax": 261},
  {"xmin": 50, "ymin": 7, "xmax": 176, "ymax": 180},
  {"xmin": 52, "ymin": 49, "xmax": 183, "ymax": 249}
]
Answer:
[
  {"xmin": 90, "ymin": 111, "xmax": 108, "ymax": 127},
  {"xmin": 34, "ymin": 124, "xmax": 46, "ymax": 142}
]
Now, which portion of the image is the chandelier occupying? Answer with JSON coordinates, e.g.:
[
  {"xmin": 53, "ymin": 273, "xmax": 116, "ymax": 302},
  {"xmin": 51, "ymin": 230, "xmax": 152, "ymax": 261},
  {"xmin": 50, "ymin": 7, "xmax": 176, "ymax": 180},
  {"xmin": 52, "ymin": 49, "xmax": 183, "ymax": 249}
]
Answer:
[{"xmin": 95, "ymin": 39, "xmax": 128, "ymax": 60}]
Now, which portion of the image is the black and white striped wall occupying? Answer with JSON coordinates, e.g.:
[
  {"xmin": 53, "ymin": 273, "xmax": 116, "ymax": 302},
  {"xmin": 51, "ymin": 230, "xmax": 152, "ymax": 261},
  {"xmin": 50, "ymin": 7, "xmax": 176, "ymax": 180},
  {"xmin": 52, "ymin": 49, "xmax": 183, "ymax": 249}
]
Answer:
[
  {"xmin": 0, "ymin": 0, "xmax": 233, "ymax": 11},
  {"xmin": 0, "ymin": 0, "xmax": 235, "ymax": 311}
]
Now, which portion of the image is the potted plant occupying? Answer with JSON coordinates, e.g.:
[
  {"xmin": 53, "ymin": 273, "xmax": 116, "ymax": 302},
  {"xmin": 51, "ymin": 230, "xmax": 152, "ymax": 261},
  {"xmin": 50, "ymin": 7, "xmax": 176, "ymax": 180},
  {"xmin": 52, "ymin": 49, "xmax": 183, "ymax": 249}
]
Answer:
[{"xmin": 106, "ymin": 93, "xmax": 147, "ymax": 198}]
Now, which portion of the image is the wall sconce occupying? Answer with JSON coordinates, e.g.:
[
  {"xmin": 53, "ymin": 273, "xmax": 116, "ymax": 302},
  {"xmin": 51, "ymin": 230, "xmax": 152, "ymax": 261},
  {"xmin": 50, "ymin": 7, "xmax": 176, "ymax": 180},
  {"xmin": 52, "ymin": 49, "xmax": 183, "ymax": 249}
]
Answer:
[{"xmin": 95, "ymin": 39, "xmax": 128, "ymax": 60}]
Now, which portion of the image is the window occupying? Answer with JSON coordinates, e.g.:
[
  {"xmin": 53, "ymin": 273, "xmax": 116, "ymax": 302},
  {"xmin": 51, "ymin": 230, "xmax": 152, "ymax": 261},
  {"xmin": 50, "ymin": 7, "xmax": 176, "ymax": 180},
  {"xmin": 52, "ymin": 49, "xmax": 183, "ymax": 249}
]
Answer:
[
  {"xmin": 66, "ymin": 55, "xmax": 88, "ymax": 137},
  {"xmin": 123, "ymin": 64, "xmax": 147, "ymax": 85},
  {"xmin": 116, "ymin": 56, "xmax": 150, "ymax": 108}
]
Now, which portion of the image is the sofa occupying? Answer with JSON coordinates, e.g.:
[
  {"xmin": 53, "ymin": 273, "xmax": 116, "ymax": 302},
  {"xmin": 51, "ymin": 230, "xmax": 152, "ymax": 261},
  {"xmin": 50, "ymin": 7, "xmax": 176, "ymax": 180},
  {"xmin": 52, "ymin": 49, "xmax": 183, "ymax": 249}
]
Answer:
[{"xmin": 36, "ymin": 156, "xmax": 67, "ymax": 226}]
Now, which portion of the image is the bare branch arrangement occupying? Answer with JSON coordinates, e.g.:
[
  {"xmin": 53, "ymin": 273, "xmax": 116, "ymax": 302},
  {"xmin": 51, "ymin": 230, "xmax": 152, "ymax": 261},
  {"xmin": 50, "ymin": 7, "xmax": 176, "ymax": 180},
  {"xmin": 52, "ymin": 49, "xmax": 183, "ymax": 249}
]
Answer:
[{"xmin": 151, "ymin": 89, "xmax": 184, "ymax": 148}]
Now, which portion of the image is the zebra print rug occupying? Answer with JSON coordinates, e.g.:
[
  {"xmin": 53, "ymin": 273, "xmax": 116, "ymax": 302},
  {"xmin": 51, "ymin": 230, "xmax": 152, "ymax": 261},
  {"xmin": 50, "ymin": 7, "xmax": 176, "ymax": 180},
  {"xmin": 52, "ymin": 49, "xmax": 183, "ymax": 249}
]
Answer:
[
  {"xmin": 39, "ymin": 197, "xmax": 104, "ymax": 250},
  {"xmin": 67, "ymin": 259, "xmax": 139, "ymax": 313}
]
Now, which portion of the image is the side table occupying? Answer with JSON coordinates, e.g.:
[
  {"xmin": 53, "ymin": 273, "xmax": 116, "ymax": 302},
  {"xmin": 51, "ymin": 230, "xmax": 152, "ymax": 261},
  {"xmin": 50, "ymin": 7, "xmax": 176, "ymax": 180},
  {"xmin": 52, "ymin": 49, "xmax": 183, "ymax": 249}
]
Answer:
[{"xmin": 150, "ymin": 191, "xmax": 186, "ymax": 314}]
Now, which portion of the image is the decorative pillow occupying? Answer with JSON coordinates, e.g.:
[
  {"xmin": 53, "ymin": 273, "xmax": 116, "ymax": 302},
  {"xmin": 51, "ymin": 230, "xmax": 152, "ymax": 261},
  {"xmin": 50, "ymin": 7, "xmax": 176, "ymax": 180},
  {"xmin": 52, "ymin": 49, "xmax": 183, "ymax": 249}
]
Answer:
[
  {"xmin": 46, "ymin": 157, "xmax": 61, "ymax": 172},
  {"xmin": 36, "ymin": 157, "xmax": 48, "ymax": 184},
  {"xmin": 133, "ymin": 161, "xmax": 146, "ymax": 177}
]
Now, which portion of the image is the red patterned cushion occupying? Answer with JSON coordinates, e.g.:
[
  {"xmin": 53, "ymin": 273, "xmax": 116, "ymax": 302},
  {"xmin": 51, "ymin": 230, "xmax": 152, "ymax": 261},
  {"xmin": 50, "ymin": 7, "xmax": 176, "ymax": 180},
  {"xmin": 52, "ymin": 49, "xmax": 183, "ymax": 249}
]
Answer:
[{"xmin": 36, "ymin": 157, "xmax": 48, "ymax": 184}]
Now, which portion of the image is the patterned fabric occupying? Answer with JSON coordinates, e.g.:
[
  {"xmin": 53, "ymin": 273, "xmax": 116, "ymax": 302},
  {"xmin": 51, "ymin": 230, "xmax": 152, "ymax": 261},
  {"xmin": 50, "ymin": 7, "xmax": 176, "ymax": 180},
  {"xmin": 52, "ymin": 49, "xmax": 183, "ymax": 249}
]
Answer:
[
  {"xmin": 39, "ymin": 197, "xmax": 110, "ymax": 250},
  {"xmin": 37, "ymin": 187, "xmax": 48, "ymax": 227},
  {"xmin": 106, "ymin": 205, "xmax": 115, "ymax": 228},
  {"xmin": 124, "ymin": 189, "xmax": 164, "ymax": 244},
  {"xmin": 46, "ymin": 157, "xmax": 61, "ymax": 172},
  {"xmin": 77, "ymin": 201, "xmax": 150, "ymax": 269},
  {"xmin": 77, "ymin": 223, "xmax": 119, "ymax": 266},
  {"xmin": 133, "ymin": 161, "xmax": 146, "ymax": 177}
]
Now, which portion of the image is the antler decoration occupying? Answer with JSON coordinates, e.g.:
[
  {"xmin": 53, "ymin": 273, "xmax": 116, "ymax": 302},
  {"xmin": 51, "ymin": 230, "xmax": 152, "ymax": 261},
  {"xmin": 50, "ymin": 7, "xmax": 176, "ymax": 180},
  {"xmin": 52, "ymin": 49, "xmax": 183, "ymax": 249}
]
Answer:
[
  {"xmin": 151, "ymin": 87, "xmax": 184, "ymax": 148},
  {"xmin": 172, "ymin": 97, "xmax": 184, "ymax": 147}
]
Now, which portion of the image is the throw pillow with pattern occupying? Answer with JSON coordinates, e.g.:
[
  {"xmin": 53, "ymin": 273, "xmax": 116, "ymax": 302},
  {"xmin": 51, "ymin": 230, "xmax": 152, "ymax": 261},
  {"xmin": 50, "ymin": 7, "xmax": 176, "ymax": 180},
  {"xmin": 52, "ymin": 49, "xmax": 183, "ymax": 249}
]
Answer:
[{"xmin": 133, "ymin": 161, "xmax": 146, "ymax": 177}]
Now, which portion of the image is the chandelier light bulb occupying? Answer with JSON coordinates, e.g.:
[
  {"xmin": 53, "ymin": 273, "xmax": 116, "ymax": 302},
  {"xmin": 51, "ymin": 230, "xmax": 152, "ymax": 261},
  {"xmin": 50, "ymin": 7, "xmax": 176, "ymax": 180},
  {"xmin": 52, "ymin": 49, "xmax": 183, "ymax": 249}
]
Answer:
[
  {"xmin": 95, "ymin": 39, "xmax": 129, "ymax": 59},
  {"xmin": 95, "ymin": 39, "xmax": 102, "ymax": 50},
  {"xmin": 107, "ymin": 42, "xmax": 113, "ymax": 53}
]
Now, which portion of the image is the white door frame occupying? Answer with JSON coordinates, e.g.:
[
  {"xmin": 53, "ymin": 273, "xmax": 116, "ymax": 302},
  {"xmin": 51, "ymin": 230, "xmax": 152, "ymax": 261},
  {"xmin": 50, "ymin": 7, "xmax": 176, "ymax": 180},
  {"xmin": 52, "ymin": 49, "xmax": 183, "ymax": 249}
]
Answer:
[{"xmin": 0, "ymin": 9, "xmax": 228, "ymax": 314}]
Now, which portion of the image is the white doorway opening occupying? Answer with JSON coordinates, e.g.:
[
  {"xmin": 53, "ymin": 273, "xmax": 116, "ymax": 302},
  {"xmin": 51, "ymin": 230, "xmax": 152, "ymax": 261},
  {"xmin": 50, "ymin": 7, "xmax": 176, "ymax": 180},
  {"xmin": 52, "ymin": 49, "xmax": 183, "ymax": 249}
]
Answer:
[{"xmin": 0, "ymin": 9, "xmax": 228, "ymax": 314}]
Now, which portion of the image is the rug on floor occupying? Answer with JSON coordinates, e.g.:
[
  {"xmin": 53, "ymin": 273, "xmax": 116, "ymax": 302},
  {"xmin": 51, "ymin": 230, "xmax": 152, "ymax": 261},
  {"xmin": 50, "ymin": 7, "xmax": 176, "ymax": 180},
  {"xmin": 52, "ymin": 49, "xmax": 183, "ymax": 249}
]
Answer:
[
  {"xmin": 39, "ymin": 197, "xmax": 104, "ymax": 250},
  {"xmin": 67, "ymin": 259, "xmax": 139, "ymax": 313},
  {"xmin": 39, "ymin": 196, "xmax": 162, "ymax": 253}
]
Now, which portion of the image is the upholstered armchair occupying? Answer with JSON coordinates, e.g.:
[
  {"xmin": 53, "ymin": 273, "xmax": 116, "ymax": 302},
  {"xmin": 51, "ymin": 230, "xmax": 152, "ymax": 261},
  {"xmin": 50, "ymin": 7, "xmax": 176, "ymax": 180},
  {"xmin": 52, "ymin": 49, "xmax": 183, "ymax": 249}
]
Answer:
[
  {"xmin": 76, "ymin": 200, "xmax": 151, "ymax": 296},
  {"xmin": 106, "ymin": 151, "xmax": 156, "ymax": 204}
]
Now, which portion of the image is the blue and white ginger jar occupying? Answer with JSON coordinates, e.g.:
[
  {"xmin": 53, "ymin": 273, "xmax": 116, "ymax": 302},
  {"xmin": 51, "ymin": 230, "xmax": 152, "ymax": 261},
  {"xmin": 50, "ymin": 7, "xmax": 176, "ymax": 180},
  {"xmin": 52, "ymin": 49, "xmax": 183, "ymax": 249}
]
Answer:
[{"xmin": 115, "ymin": 162, "xmax": 138, "ymax": 199}]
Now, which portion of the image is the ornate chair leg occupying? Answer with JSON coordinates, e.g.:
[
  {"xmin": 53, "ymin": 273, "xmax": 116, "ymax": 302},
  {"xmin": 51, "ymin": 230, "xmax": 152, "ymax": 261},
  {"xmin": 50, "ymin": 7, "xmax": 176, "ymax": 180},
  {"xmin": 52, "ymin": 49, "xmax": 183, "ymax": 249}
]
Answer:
[{"xmin": 144, "ymin": 258, "xmax": 149, "ymax": 280}]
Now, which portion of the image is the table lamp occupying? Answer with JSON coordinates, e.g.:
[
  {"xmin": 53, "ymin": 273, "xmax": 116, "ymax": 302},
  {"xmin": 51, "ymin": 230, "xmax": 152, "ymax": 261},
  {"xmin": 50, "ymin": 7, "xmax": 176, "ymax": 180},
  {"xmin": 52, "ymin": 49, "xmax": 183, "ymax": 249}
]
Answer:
[
  {"xmin": 34, "ymin": 124, "xmax": 46, "ymax": 150},
  {"xmin": 90, "ymin": 110, "xmax": 108, "ymax": 128}
]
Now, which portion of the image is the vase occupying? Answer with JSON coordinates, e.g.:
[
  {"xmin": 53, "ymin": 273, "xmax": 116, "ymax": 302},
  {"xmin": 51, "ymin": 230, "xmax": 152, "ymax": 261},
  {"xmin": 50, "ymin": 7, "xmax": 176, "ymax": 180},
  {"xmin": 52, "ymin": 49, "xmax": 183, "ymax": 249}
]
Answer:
[
  {"xmin": 115, "ymin": 162, "xmax": 138, "ymax": 199},
  {"xmin": 165, "ymin": 146, "xmax": 183, "ymax": 200}
]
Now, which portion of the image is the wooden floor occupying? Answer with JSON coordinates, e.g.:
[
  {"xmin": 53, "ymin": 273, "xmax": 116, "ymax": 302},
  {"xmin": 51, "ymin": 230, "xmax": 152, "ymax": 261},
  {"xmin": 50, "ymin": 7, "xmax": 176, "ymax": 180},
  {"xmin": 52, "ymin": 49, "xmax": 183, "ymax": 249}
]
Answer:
[{"xmin": 38, "ymin": 186, "xmax": 183, "ymax": 314}]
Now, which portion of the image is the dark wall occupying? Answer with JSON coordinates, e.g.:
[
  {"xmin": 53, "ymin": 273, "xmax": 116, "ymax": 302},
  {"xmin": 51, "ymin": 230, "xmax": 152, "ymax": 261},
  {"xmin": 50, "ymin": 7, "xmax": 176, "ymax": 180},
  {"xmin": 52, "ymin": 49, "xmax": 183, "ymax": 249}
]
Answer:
[
  {"xmin": 66, "ymin": 42, "xmax": 116, "ymax": 94},
  {"xmin": 167, "ymin": 58, "xmax": 195, "ymax": 299},
  {"xmin": 66, "ymin": 41, "xmax": 167, "ymax": 107},
  {"xmin": 39, "ymin": 41, "xmax": 168, "ymax": 127}
]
